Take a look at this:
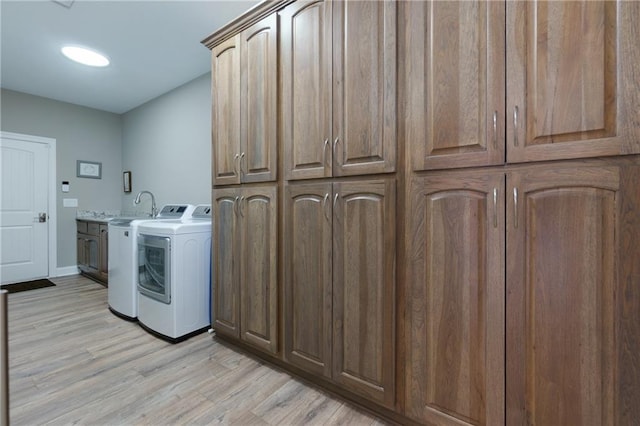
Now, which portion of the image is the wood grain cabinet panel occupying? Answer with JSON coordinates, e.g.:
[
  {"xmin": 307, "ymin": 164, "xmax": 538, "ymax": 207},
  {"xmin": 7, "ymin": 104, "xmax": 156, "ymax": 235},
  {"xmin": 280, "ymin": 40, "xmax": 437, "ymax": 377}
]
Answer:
[
  {"xmin": 284, "ymin": 182, "xmax": 333, "ymax": 377},
  {"xmin": 507, "ymin": 1, "xmax": 640, "ymax": 163},
  {"xmin": 407, "ymin": 1, "xmax": 505, "ymax": 170},
  {"xmin": 213, "ymin": 185, "xmax": 278, "ymax": 354},
  {"xmin": 406, "ymin": 0, "xmax": 640, "ymax": 171},
  {"xmin": 240, "ymin": 15, "xmax": 278, "ymax": 183},
  {"xmin": 506, "ymin": 166, "xmax": 619, "ymax": 425},
  {"xmin": 281, "ymin": 0, "xmax": 396, "ymax": 180},
  {"xmin": 240, "ymin": 186, "xmax": 278, "ymax": 354},
  {"xmin": 406, "ymin": 170, "xmax": 505, "ymax": 425},
  {"xmin": 284, "ymin": 178, "xmax": 396, "ymax": 405},
  {"xmin": 332, "ymin": 179, "xmax": 395, "ymax": 408},
  {"xmin": 212, "ymin": 14, "xmax": 277, "ymax": 186},
  {"xmin": 332, "ymin": 0, "xmax": 396, "ymax": 176},
  {"xmin": 99, "ymin": 225, "xmax": 108, "ymax": 281},
  {"xmin": 212, "ymin": 36, "xmax": 241, "ymax": 185},
  {"xmin": 212, "ymin": 188, "xmax": 241, "ymax": 338},
  {"xmin": 280, "ymin": 1, "xmax": 332, "ymax": 180}
]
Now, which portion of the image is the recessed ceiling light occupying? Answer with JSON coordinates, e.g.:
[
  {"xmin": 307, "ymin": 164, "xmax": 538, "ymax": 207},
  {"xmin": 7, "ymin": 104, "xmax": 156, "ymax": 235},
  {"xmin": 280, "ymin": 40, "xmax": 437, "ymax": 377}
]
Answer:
[
  {"xmin": 61, "ymin": 46, "xmax": 110, "ymax": 67},
  {"xmin": 51, "ymin": 0, "xmax": 75, "ymax": 8}
]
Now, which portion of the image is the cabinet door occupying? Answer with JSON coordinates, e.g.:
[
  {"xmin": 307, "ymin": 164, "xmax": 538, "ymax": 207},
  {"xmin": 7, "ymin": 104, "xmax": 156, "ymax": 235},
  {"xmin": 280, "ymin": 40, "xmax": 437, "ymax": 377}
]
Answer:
[
  {"xmin": 506, "ymin": 165, "xmax": 619, "ymax": 425},
  {"xmin": 333, "ymin": 0, "xmax": 396, "ymax": 176},
  {"xmin": 240, "ymin": 185, "xmax": 278, "ymax": 354},
  {"xmin": 284, "ymin": 182, "xmax": 332, "ymax": 377},
  {"xmin": 406, "ymin": 170, "xmax": 505, "ymax": 425},
  {"xmin": 77, "ymin": 235, "xmax": 87, "ymax": 269},
  {"xmin": 281, "ymin": 0, "xmax": 332, "ymax": 180},
  {"xmin": 406, "ymin": 1, "xmax": 505, "ymax": 171},
  {"xmin": 86, "ymin": 235, "xmax": 99, "ymax": 273},
  {"xmin": 332, "ymin": 179, "xmax": 396, "ymax": 407},
  {"xmin": 212, "ymin": 188, "xmax": 241, "ymax": 338},
  {"xmin": 507, "ymin": 1, "xmax": 640, "ymax": 163},
  {"xmin": 240, "ymin": 15, "xmax": 277, "ymax": 183},
  {"xmin": 212, "ymin": 35, "xmax": 241, "ymax": 185},
  {"xmin": 99, "ymin": 225, "xmax": 108, "ymax": 280}
]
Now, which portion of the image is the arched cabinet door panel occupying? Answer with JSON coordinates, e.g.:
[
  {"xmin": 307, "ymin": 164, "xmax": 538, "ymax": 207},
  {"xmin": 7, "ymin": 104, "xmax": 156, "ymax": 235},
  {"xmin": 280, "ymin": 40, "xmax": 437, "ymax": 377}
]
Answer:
[
  {"xmin": 406, "ymin": 170, "xmax": 505, "ymax": 426},
  {"xmin": 506, "ymin": 165, "xmax": 620, "ymax": 425}
]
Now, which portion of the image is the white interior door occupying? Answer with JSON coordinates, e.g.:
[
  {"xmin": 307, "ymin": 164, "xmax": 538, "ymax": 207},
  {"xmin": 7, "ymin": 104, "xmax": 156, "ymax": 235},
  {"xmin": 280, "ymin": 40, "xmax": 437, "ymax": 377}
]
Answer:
[{"xmin": 0, "ymin": 134, "xmax": 49, "ymax": 284}]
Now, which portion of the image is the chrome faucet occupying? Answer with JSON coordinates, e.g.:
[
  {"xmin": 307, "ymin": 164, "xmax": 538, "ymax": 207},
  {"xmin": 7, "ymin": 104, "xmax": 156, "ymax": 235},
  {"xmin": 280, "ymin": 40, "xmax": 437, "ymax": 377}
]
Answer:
[{"xmin": 134, "ymin": 190, "xmax": 158, "ymax": 218}]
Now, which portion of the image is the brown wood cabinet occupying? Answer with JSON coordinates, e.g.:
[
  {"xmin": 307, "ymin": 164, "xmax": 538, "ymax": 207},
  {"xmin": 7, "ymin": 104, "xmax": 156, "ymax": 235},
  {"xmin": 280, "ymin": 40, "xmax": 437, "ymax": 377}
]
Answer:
[
  {"xmin": 211, "ymin": 35, "xmax": 241, "ymax": 185},
  {"xmin": 212, "ymin": 188, "xmax": 240, "ymax": 337},
  {"xmin": 407, "ymin": 0, "xmax": 640, "ymax": 171},
  {"xmin": 212, "ymin": 14, "xmax": 277, "ymax": 185},
  {"xmin": 407, "ymin": 1, "xmax": 505, "ymax": 171},
  {"xmin": 507, "ymin": 1, "xmax": 640, "ymax": 163},
  {"xmin": 406, "ymin": 170, "xmax": 505, "ymax": 425},
  {"xmin": 284, "ymin": 178, "xmax": 396, "ymax": 407},
  {"xmin": 283, "ymin": 182, "xmax": 333, "ymax": 377},
  {"xmin": 332, "ymin": 179, "xmax": 396, "ymax": 408},
  {"xmin": 76, "ymin": 220, "xmax": 108, "ymax": 285},
  {"xmin": 406, "ymin": 160, "xmax": 640, "ymax": 425},
  {"xmin": 281, "ymin": 0, "xmax": 396, "ymax": 180},
  {"xmin": 505, "ymin": 164, "xmax": 619, "ymax": 425},
  {"xmin": 99, "ymin": 225, "xmax": 108, "ymax": 282},
  {"xmin": 205, "ymin": 0, "xmax": 640, "ymax": 423},
  {"xmin": 212, "ymin": 185, "xmax": 278, "ymax": 354}
]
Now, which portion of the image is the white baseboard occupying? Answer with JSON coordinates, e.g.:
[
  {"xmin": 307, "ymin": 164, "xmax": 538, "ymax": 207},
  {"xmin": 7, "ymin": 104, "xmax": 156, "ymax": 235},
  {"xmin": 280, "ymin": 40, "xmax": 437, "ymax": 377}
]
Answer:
[{"xmin": 55, "ymin": 266, "xmax": 80, "ymax": 277}]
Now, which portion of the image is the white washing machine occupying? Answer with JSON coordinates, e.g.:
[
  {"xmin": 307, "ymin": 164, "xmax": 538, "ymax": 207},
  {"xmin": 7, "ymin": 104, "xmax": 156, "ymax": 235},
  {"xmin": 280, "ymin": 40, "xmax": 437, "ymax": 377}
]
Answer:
[
  {"xmin": 136, "ymin": 205, "xmax": 212, "ymax": 342},
  {"xmin": 107, "ymin": 204, "xmax": 195, "ymax": 320}
]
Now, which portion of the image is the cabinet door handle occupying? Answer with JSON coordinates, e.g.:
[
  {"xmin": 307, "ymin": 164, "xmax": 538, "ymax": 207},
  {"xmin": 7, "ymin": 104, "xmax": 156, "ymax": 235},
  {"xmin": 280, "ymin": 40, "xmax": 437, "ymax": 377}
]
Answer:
[
  {"xmin": 239, "ymin": 152, "xmax": 246, "ymax": 175},
  {"xmin": 323, "ymin": 139, "xmax": 329, "ymax": 166},
  {"xmin": 513, "ymin": 187, "xmax": 519, "ymax": 229},
  {"xmin": 233, "ymin": 196, "xmax": 240, "ymax": 217},
  {"xmin": 233, "ymin": 154, "xmax": 240, "ymax": 176},
  {"xmin": 333, "ymin": 193, "xmax": 339, "ymax": 211},
  {"xmin": 322, "ymin": 193, "xmax": 330, "ymax": 222},
  {"xmin": 492, "ymin": 111, "xmax": 498, "ymax": 149},
  {"xmin": 333, "ymin": 137, "xmax": 340, "ymax": 164},
  {"xmin": 513, "ymin": 106, "xmax": 519, "ymax": 147},
  {"xmin": 239, "ymin": 196, "xmax": 245, "ymax": 217},
  {"xmin": 493, "ymin": 188, "xmax": 498, "ymax": 228}
]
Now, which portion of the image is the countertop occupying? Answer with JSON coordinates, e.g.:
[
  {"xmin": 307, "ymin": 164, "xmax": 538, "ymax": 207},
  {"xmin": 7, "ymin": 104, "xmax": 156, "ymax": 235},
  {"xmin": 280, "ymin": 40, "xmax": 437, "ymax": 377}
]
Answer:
[{"xmin": 76, "ymin": 210, "xmax": 151, "ymax": 224}]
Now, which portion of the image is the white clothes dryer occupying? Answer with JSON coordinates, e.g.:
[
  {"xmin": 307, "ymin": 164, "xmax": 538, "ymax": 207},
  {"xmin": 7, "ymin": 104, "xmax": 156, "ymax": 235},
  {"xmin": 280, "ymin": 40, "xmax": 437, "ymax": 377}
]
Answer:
[
  {"xmin": 107, "ymin": 204, "xmax": 195, "ymax": 320},
  {"xmin": 136, "ymin": 205, "xmax": 212, "ymax": 342}
]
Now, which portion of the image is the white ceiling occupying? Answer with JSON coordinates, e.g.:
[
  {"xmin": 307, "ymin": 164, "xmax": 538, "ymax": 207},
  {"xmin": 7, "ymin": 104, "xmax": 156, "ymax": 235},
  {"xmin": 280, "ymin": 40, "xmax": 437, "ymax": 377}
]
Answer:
[{"xmin": 0, "ymin": 0, "xmax": 258, "ymax": 114}]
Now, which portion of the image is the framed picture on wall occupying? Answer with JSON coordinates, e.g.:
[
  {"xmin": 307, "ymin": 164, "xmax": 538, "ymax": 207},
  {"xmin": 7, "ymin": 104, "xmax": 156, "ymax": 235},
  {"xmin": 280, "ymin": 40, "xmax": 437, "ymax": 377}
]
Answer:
[
  {"xmin": 77, "ymin": 160, "xmax": 102, "ymax": 179},
  {"xmin": 123, "ymin": 171, "xmax": 132, "ymax": 193}
]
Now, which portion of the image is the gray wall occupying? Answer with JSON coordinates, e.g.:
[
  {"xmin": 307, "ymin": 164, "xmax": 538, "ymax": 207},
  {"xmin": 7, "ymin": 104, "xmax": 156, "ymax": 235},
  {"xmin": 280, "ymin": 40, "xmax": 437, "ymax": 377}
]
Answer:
[
  {"xmin": 122, "ymin": 73, "xmax": 211, "ymax": 213},
  {"xmin": 0, "ymin": 72, "xmax": 211, "ymax": 271},
  {"xmin": 0, "ymin": 88, "xmax": 123, "ymax": 270}
]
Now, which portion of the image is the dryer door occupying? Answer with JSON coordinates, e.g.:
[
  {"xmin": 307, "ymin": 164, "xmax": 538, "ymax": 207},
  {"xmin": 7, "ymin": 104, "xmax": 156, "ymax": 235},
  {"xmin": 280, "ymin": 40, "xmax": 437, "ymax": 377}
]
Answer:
[{"xmin": 137, "ymin": 234, "xmax": 171, "ymax": 304}]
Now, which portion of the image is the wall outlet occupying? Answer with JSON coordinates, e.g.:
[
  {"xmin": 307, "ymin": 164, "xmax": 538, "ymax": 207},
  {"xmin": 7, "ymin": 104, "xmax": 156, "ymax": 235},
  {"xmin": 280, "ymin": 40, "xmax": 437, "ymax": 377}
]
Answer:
[{"xmin": 63, "ymin": 198, "xmax": 78, "ymax": 208}]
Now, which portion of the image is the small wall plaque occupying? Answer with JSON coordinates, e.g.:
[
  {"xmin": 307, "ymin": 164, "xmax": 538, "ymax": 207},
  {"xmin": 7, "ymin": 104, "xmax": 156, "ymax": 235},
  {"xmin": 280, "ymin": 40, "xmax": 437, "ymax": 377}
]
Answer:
[
  {"xmin": 77, "ymin": 160, "xmax": 102, "ymax": 179},
  {"xmin": 123, "ymin": 171, "xmax": 132, "ymax": 193}
]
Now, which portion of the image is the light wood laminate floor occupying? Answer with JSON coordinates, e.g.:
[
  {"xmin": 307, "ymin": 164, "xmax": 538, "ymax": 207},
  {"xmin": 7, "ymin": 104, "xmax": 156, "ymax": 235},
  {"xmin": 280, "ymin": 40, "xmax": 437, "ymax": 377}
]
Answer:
[{"xmin": 6, "ymin": 275, "xmax": 388, "ymax": 425}]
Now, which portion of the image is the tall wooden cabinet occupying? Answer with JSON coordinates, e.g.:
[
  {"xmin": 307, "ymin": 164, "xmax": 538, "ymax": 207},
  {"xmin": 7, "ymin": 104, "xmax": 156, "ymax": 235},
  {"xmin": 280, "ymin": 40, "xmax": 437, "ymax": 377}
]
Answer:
[
  {"xmin": 212, "ymin": 185, "xmax": 278, "ymax": 355},
  {"xmin": 205, "ymin": 0, "xmax": 640, "ymax": 424},
  {"xmin": 283, "ymin": 182, "xmax": 333, "ymax": 377},
  {"xmin": 280, "ymin": 0, "xmax": 396, "ymax": 180},
  {"xmin": 403, "ymin": 0, "xmax": 640, "ymax": 424},
  {"xmin": 331, "ymin": 180, "xmax": 395, "ymax": 408},
  {"xmin": 505, "ymin": 165, "xmax": 620, "ymax": 425},
  {"xmin": 284, "ymin": 178, "xmax": 396, "ymax": 407},
  {"xmin": 407, "ymin": 170, "xmax": 505, "ymax": 425},
  {"xmin": 212, "ymin": 14, "xmax": 277, "ymax": 185}
]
